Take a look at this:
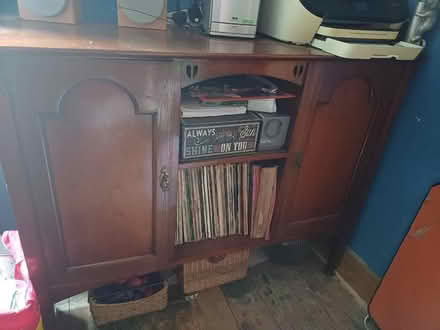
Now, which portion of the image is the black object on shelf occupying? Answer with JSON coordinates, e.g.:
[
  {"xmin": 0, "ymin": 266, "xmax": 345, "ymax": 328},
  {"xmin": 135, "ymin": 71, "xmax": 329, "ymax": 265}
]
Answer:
[
  {"xmin": 91, "ymin": 272, "xmax": 163, "ymax": 305},
  {"xmin": 183, "ymin": 75, "xmax": 290, "ymax": 101}
]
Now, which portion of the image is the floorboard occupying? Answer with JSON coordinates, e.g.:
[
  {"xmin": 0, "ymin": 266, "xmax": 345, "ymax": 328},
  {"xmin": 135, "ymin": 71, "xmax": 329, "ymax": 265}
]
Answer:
[
  {"xmin": 54, "ymin": 249, "xmax": 365, "ymax": 330},
  {"xmin": 222, "ymin": 275, "xmax": 281, "ymax": 330}
]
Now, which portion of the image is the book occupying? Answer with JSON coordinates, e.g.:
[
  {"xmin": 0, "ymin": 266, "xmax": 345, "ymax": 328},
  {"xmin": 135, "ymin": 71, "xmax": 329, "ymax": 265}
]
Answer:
[
  {"xmin": 196, "ymin": 168, "xmax": 205, "ymax": 240},
  {"xmin": 210, "ymin": 166, "xmax": 220, "ymax": 237},
  {"xmin": 180, "ymin": 171, "xmax": 188, "ymax": 243},
  {"xmin": 248, "ymin": 99, "xmax": 277, "ymax": 113},
  {"xmin": 202, "ymin": 166, "xmax": 211, "ymax": 239},
  {"xmin": 176, "ymin": 169, "xmax": 182, "ymax": 245},
  {"xmin": 230, "ymin": 164, "xmax": 236, "ymax": 235},
  {"xmin": 265, "ymin": 181, "xmax": 277, "ymax": 240},
  {"xmin": 250, "ymin": 165, "xmax": 261, "ymax": 238},
  {"xmin": 250, "ymin": 165, "xmax": 278, "ymax": 239},
  {"xmin": 228, "ymin": 164, "xmax": 235, "ymax": 235},
  {"xmin": 190, "ymin": 168, "xmax": 200, "ymax": 241},
  {"xmin": 207, "ymin": 166, "xmax": 214, "ymax": 237},
  {"xmin": 242, "ymin": 163, "xmax": 249, "ymax": 236},
  {"xmin": 262, "ymin": 167, "xmax": 277, "ymax": 240},
  {"xmin": 181, "ymin": 99, "xmax": 247, "ymax": 118},
  {"xmin": 237, "ymin": 164, "xmax": 242, "ymax": 235},
  {"xmin": 184, "ymin": 169, "xmax": 195, "ymax": 242},
  {"xmin": 216, "ymin": 164, "xmax": 225, "ymax": 237}
]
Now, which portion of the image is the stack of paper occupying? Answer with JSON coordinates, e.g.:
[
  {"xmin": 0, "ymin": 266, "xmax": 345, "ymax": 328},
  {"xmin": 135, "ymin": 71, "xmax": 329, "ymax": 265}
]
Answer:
[
  {"xmin": 248, "ymin": 99, "xmax": 277, "ymax": 113},
  {"xmin": 181, "ymin": 100, "xmax": 247, "ymax": 118}
]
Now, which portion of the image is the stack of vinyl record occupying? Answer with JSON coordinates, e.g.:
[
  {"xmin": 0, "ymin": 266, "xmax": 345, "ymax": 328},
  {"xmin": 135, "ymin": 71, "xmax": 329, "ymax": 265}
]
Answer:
[
  {"xmin": 176, "ymin": 162, "xmax": 279, "ymax": 245},
  {"xmin": 176, "ymin": 163, "xmax": 249, "ymax": 245}
]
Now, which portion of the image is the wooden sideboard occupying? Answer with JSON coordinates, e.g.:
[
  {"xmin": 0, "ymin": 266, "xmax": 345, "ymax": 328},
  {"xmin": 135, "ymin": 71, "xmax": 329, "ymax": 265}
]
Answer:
[{"xmin": 0, "ymin": 21, "xmax": 414, "ymax": 328}]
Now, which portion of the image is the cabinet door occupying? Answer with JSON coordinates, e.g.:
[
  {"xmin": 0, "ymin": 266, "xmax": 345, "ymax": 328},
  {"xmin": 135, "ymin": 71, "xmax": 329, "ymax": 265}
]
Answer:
[
  {"xmin": 2, "ymin": 56, "xmax": 178, "ymax": 292},
  {"xmin": 276, "ymin": 61, "xmax": 405, "ymax": 235}
]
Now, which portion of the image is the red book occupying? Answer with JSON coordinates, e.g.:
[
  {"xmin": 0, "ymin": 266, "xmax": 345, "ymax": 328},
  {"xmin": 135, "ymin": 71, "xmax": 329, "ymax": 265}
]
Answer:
[{"xmin": 251, "ymin": 165, "xmax": 261, "ymax": 238}]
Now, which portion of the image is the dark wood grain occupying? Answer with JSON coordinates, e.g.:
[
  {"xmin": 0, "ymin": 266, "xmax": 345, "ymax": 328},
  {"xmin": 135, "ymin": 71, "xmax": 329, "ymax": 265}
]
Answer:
[
  {"xmin": 179, "ymin": 59, "xmax": 309, "ymax": 87},
  {"xmin": 0, "ymin": 21, "xmax": 332, "ymax": 59},
  {"xmin": 274, "ymin": 61, "xmax": 409, "ymax": 243},
  {"xmin": 44, "ymin": 79, "xmax": 156, "ymax": 267},
  {"xmin": 282, "ymin": 65, "xmax": 375, "ymax": 223},
  {"xmin": 326, "ymin": 61, "xmax": 414, "ymax": 274},
  {"xmin": 1, "ymin": 55, "xmax": 178, "ymax": 326},
  {"xmin": 0, "ymin": 42, "xmax": 414, "ymax": 330}
]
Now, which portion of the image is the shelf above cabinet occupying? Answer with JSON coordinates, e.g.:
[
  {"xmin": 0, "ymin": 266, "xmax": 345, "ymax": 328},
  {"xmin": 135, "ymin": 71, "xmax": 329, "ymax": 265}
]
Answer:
[{"xmin": 178, "ymin": 150, "xmax": 288, "ymax": 168}]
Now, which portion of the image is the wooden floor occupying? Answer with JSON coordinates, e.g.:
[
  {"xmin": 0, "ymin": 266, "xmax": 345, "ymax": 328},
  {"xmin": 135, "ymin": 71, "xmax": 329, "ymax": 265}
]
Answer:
[{"xmin": 55, "ymin": 248, "xmax": 366, "ymax": 330}]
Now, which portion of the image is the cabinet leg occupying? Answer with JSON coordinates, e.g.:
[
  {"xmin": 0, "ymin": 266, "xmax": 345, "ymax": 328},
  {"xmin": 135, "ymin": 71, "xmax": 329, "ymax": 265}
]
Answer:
[
  {"xmin": 325, "ymin": 237, "xmax": 345, "ymax": 276},
  {"xmin": 41, "ymin": 302, "xmax": 56, "ymax": 330}
]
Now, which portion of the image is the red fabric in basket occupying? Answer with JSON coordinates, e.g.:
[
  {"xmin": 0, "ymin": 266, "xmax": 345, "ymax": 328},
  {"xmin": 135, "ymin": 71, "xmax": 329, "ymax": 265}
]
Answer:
[{"xmin": 1, "ymin": 231, "xmax": 40, "ymax": 330}]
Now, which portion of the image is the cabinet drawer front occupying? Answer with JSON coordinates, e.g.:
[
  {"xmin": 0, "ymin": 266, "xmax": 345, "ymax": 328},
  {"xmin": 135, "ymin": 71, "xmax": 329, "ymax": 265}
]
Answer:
[{"xmin": 4, "ymin": 56, "xmax": 176, "ymax": 284}]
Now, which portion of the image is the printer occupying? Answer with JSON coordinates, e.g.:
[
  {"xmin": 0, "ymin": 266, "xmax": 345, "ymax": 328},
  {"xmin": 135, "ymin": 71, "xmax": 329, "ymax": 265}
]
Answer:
[{"xmin": 258, "ymin": 0, "xmax": 424, "ymax": 60}]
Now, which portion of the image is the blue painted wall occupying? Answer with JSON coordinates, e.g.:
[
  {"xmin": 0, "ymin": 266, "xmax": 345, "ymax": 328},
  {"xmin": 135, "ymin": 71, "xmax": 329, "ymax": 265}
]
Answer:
[
  {"xmin": 0, "ymin": 2, "xmax": 18, "ymax": 15},
  {"xmin": 0, "ymin": 0, "xmax": 17, "ymax": 232},
  {"xmin": 0, "ymin": 167, "xmax": 15, "ymax": 232},
  {"xmin": 350, "ymin": 23, "xmax": 440, "ymax": 277}
]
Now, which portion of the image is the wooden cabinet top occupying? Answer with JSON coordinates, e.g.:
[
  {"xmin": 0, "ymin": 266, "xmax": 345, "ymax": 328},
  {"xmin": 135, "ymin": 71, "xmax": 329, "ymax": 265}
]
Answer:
[{"xmin": 0, "ymin": 20, "xmax": 333, "ymax": 60}]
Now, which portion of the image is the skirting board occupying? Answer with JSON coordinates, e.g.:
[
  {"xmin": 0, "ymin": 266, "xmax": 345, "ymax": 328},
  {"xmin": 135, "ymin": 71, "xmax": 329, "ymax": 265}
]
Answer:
[
  {"xmin": 336, "ymin": 248, "xmax": 381, "ymax": 304},
  {"xmin": 312, "ymin": 243, "xmax": 381, "ymax": 305}
]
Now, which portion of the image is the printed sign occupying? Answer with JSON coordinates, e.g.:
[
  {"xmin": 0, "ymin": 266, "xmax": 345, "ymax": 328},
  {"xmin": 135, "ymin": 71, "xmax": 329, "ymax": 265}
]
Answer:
[{"xmin": 181, "ymin": 122, "xmax": 260, "ymax": 160}]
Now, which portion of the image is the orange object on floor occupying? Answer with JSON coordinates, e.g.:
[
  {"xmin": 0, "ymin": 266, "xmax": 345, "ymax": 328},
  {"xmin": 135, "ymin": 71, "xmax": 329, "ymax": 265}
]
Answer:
[{"xmin": 370, "ymin": 185, "xmax": 440, "ymax": 330}]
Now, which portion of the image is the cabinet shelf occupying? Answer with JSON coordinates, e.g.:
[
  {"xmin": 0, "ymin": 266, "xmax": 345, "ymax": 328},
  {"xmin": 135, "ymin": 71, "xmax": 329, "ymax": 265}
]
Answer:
[
  {"xmin": 197, "ymin": 92, "xmax": 296, "ymax": 103},
  {"xmin": 178, "ymin": 150, "xmax": 288, "ymax": 168},
  {"xmin": 173, "ymin": 215, "xmax": 343, "ymax": 264}
]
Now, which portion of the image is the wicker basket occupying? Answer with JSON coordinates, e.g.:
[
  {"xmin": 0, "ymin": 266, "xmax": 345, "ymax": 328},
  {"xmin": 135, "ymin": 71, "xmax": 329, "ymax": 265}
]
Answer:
[
  {"xmin": 181, "ymin": 249, "xmax": 249, "ymax": 294},
  {"xmin": 89, "ymin": 281, "xmax": 168, "ymax": 326}
]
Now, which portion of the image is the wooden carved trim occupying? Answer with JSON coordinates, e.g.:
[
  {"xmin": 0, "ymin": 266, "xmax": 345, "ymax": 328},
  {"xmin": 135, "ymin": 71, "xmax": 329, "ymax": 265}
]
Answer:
[{"xmin": 50, "ymin": 78, "xmax": 159, "ymax": 115}]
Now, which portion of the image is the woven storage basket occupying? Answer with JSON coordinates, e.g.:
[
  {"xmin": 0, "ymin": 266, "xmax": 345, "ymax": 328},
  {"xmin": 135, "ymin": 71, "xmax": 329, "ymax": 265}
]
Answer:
[
  {"xmin": 181, "ymin": 249, "xmax": 249, "ymax": 294},
  {"xmin": 89, "ymin": 281, "xmax": 168, "ymax": 326}
]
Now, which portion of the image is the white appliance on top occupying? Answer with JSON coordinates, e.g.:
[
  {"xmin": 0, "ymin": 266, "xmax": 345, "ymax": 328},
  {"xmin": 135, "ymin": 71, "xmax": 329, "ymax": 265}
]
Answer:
[
  {"xmin": 201, "ymin": 0, "xmax": 262, "ymax": 38},
  {"xmin": 258, "ymin": 0, "xmax": 424, "ymax": 60}
]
